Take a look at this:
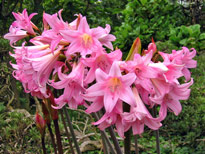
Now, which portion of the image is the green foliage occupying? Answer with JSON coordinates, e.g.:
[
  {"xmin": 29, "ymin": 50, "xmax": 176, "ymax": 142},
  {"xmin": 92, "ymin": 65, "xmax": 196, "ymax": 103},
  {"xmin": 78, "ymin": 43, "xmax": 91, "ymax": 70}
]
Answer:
[
  {"xmin": 159, "ymin": 54, "xmax": 205, "ymax": 153},
  {"xmin": 0, "ymin": 38, "xmax": 12, "ymax": 50},
  {"xmin": 0, "ymin": 106, "xmax": 43, "ymax": 153},
  {"xmin": 169, "ymin": 24, "xmax": 205, "ymax": 51},
  {"xmin": 1, "ymin": 0, "xmax": 205, "ymax": 153},
  {"xmin": 114, "ymin": 0, "xmax": 189, "ymax": 51},
  {"xmin": 155, "ymin": 40, "xmax": 178, "ymax": 53},
  {"xmin": 42, "ymin": 0, "xmax": 127, "ymax": 28}
]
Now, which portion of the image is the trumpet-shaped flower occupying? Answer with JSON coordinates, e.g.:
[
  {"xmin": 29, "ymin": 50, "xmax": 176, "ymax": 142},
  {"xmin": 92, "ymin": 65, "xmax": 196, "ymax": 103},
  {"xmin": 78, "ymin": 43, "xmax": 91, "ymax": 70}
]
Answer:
[
  {"xmin": 159, "ymin": 47, "xmax": 197, "ymax": 81},
  {"xmin": 4, "ymin": 26, "xmax": 28, "ymax": 45},
  {"xmin": 150, "ymin": 78, "xmax": 193, "ymax": 116},
  {"xmin": 60, "ymin": 17, "xmax": 115, "ymax": 57},
  {"xmin": 51, "ymin": 62, "xmax": 85, "ymax": 109},
  {"xmin": 92, "ymin": 101, "xmax": 125, "ymax": 138},
  {"xmin": 82, "ymin": 49, "xmax": 122, "ymax": 84},
  {"xmin": 12, "ymin": 9, "xmax": 37, "ymax": 35},
  {"xmin": 10, "ymin": 45, "xmax": 47, "ymax": 98},
  {"xmin": 122, "ymin": 87, "xmax": 162, "ymax": 135},
  {"xmin": 43, "ymin": 9, "xmax": 69, "ymax": 32},
  {"xmin": 10, "ymin": 43, "xmax": 62, "ymax": 99},
  {"xmin": 121, "ymin": 51, "xmax": 166, "ymax": 93},
  {"xmin": 93, "ymin": 24, "xmax": 116, "ymax": 50},
  {"xmin": 84, "ymin": 62, "xmax": 136, "ymax": 113}
]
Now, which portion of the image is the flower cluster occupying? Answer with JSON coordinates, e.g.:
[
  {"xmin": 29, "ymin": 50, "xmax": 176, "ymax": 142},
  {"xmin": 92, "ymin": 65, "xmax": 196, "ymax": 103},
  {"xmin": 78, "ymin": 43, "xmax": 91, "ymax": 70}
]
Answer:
[{"xmin": 4, "ymin": 9, "xmax": 197, "ymax": 138}]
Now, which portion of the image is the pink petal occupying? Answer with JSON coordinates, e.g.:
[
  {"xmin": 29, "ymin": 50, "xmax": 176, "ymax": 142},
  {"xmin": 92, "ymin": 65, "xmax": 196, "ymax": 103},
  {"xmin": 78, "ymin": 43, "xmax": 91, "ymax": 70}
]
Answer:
[
  {"xmin": 182, "ymin": 68, "xmax": 191, "ymax": 81},
  {"xmin": 156, "ymin": 103, "xmax": 167, "ymax": 121},
  {"xmin": 60, "ymin": 30, "xmax": 79, "ymax": 42},
  {"xmin": 78, "ymin": 17, "xmax": 90, "ymax": 33},
  {"xmin": 119, "ymin": 87, "xmax": 135, "ymax": 106},
  {"xmin": 85, "ymin": 98, "xmax": 104, "ymax": 113},
  {"xmin": 109, "ymin": 61, "xmax": 121, "ymax": 77},
  {"xmin": 144, "ymin": 118, "xmax": 162, "ymax": 130},
  {"xmin": 121, "ymin": 73, "xmax": 136, "ymax": 86},
  {"xmin": 95, "ymin": 68, "xmax": 108, "ymax": 83},
  {"xmin": 104, "ymin": 93, "xmax": 118, "ymax": 113},
  {"xmin": 116, "ymin": 118, "xmax": 124, "ymax": 138},
  {"xmin": 85, "ymin": 83, "xmax": 105, "ymax": 97},
  {"xmin": 107, "ymin": 49, "xmax": 122, "ymax": 61},
  {"xmin": 132, "ymin": 121, "xmax": 144, "ymax": 135},
  {"xmin": 93, "ymin": 113, "xmax": 109, "ymax": 125},
  {"xmin": 167, "ymin": 99, "xmax": 182, "ymax": 115}
]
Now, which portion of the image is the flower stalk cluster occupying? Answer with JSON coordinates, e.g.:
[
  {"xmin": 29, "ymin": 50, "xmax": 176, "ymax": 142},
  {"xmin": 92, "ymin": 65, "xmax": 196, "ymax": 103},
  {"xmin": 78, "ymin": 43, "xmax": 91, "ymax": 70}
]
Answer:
[{"xmin": 4, "ymin": 9, "xmax": 197, "ymax": 153}]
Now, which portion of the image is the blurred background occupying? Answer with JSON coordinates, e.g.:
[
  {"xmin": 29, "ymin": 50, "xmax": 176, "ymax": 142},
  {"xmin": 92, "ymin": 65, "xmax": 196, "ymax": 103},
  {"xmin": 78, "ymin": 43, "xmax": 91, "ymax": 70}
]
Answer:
[{"xmin": 0, "ymin": 0, "xmax": 205, "ymax": 153}]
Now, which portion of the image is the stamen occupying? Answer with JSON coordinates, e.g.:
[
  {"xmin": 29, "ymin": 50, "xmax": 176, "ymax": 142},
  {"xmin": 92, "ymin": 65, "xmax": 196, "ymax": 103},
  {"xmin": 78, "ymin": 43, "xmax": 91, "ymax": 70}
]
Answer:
[
  {"xmin": 108, "ymin": 77, "xmax": 121, "ymax": 93},
  {"xmin": 82, "ymin": 33, "xmax": 92, "ymax": 47}
]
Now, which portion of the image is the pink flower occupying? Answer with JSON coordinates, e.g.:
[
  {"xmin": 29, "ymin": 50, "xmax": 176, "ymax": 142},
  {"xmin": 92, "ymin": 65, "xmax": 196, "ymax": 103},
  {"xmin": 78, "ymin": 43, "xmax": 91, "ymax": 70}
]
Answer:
[
  {"xmin": 4, "ymin": 26, "xmax": 28, "ymax": 45},
  {"xmin": 51, "ymin": 62, "xmax": 85, "ymax": 109},
  {"xmin": 60, "ymin": 17, "xmax": 114, "ymax": 57},
  {"xmin": 92, "ymin": 101, "xmax": 125, "ymax": 138},
  {"xmin": 150, "ymin": 79, "xmax": 193, "ymax": 116},
  {"xmin": 43, "ymin": 9, "xmax": 69, "ymax": 32},
  {"xmin": 10, "ymin": 43, "xmax": 62, "ymax": 99},
  {"xmin": 29, "ymin": 46, "xmax": 62, "ymax": 87},
  {"xmin": 93, "ymin": 24, "xmax": 116, "ymax": 50},
  {"xmin": 84, "ymin": 61, "xmax": 136, "ymax": 113},
  {"xmin": 161, "ymin": 63, "xmax": 184, "ymax": 83},
  {"xmin": 82, "ymin": 49, "xmax": 122, "ymax": 84},
  {"xmin": 159, "ymin": 47, "xmax": 197, "ymax": 81},
  {"xmin": 175, "ymin": 47, "xmax": 197, "ymax": 81},
  {"xmin": 144, "ymin": 39, "xmax": 157, "ymax": 54},
  {"xmin": 12, "ymin": 9, "xmax": 37, "ymax": 35},
  {"xmin": 34, "ymin": 10, "xmax": 74, "ymax": 52},
  {"xmin": 10, "ymin": 46, "xmax": 48, "ymax": 98},
  {"xmin": 121, "ymin": 51, "xmax": 165, "ymax": 93},
  {"xmin": 123, "ymin": 87, "xmax": 162, "ymax": 135}
]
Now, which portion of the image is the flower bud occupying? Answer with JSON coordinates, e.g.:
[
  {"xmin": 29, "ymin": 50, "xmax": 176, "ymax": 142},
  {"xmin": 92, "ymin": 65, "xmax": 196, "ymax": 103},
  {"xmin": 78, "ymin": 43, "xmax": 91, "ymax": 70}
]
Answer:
[{"xmin": 35, "ymin": 112, "xmax": 46, "ymax": 136}]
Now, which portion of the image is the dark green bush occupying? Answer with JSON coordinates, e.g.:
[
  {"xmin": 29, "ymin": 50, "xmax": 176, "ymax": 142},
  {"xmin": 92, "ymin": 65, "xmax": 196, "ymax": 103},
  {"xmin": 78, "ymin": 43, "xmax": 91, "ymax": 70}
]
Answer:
[
  {"xmin": 169, "ymin": 24, "xmax": 205, "ymax": 51},
  {"xmin": 114, "ymin": 0, "xmax": 190, "ymax": 51}
]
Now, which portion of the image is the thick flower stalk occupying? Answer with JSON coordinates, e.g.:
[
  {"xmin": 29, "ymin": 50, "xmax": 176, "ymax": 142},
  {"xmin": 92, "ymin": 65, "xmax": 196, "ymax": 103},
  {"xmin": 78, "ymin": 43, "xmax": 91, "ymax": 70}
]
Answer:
[{"xmin": 4, "ymin": 9, "xmax": 197, "ymax": 153}]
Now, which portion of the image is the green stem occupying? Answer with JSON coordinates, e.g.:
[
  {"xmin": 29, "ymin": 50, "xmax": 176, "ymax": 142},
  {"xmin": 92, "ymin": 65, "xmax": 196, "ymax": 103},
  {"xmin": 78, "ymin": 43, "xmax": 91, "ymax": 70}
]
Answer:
[
  {"xmin": 93, "ymin": 112, "xmax": 115, "ymax": 154},
  {"xmin": 63, "ymin": 107, "xmax": 81, "ymax": 154},
  {"xmin": 155, "ymin": 129, "xmax": 160, "ymax": 154},
  {"xmin": 101, "ymin": 129, "xmax": 116, "ymax": 154},
  {"xmin": 153, "ymin": 106, "xmax": 160, "ymax": 154},
  {"xmin": 108, "ymin": 126, "xmax": 122, "ymax": 154},
  {"xmin": 60, "ymin": 110, "xmax": 75, "ymax": 154},
  {"xmin": 134, "ymin": 135, "xmax": 139, "ymax": 154},
  {"xmin": 53, "ymin": 119, "xmax": 63, "ymax": 154},
  {"xmin": 47, "ymin": 123, "xmax": 58, "ymax": 154},
  {"xmin": 41, "ymin": 136, "xmax": 47, "ymax": 154},
  {"xmin": 123, "ymin": 103, "xmax": 131, "ymax": 154},
  {"xmin": 100, "ymin": 131, "xmax": 109, "ymax": 154},
  {"xmin": 124, "ymin": 129, "xmax": 131, "ymax": 154}
]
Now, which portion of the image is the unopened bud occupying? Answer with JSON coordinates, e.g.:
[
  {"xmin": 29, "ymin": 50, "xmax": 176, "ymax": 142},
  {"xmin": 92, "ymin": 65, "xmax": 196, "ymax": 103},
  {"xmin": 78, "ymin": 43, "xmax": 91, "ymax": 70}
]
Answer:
[{"xmin": 35, "ymin": 112, "xmax": 46, "ymax": 136}]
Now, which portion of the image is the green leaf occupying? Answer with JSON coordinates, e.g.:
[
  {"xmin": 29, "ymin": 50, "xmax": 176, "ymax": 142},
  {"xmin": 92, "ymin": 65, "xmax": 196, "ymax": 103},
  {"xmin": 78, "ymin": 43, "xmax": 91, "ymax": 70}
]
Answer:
[
  {"xmin": 140, "ymin": 0, "xmax": 147, "ymax": 5},
  {"xmin": 199, "ymin": 33, "xmax": 205, "ymax": 40},
  {"xmin": 179, "ymin": 39, "xmax": 188, "ymax": 45},
  {"xmin": 126, "ymin": 37, "xmax": 141, "ymax": 61},
  {"xmin": 189, "ymin": 24, "xmax": 201, "ymax": 37}
]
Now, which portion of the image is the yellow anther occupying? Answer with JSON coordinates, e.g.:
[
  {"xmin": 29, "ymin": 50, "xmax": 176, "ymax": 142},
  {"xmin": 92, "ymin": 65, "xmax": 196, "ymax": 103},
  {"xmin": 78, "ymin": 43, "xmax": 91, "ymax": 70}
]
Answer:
[
  {"xmin": 108, "ymin": 77, "xmax": 121, "ymax": 92},
  {"xmin": 82, "ymin": 33, "xmax": 92, "ymax": 47}
]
